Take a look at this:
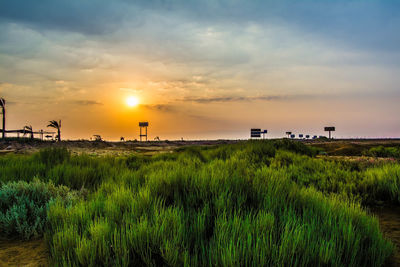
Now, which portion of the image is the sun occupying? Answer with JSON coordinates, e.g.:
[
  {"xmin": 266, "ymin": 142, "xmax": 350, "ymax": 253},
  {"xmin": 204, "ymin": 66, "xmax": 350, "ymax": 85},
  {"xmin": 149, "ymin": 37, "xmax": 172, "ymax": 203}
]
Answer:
[{"xmin": 126, "ymin": 96, "xmax": 139, "ymax": 107}]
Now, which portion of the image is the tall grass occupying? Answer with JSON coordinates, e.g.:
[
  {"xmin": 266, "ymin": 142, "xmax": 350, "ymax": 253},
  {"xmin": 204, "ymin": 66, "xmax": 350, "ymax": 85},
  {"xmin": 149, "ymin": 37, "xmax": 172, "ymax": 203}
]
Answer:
[{"xmin": 0, "ymin": 141, "xmax": 397, "ymax": 266}]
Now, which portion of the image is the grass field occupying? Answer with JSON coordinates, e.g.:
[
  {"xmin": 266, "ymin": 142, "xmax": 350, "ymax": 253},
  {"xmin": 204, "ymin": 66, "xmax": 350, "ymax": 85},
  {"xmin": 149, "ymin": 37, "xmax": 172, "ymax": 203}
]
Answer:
[{"xmin": 0, "ymin": 139, "xmax": 399, "ymax": 266}]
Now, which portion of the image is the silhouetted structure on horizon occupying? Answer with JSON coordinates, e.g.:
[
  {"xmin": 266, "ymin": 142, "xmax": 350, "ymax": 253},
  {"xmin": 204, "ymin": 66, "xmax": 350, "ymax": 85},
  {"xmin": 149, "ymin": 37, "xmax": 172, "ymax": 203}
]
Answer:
[
  {"xmin": 324, "ymin": 127, "xmax": 335, "ymax": 139},
  {"xmin": 139, "ymin": 122, "xmax": 149, "ymax": 142},
  {"xmin": 1, "ymin": 98, "xmax": 5, "ymax": 139}
]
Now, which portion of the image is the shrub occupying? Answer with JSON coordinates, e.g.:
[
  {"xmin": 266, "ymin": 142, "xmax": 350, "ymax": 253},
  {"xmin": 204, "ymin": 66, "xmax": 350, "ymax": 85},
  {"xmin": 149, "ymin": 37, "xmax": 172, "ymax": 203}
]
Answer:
[
  {"xmin": 363, "ymin": 146, "xmax": 400, "ymax": 158},
  {"xmin": 0, "ymin": 179, "xmax": 77, "ymax": 240}
]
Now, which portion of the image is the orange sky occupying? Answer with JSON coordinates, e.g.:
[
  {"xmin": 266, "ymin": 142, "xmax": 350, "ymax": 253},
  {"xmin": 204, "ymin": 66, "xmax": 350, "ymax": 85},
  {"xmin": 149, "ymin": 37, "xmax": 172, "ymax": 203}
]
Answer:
[{"xmin": 1, "ymin": 1, "xmax": 400, "ymax": 140}]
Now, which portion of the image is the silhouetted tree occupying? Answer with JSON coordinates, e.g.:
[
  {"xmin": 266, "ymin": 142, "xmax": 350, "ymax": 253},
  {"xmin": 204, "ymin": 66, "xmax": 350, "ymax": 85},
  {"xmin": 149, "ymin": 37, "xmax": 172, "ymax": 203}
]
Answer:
[
  {"xmin": 24, "ymin": 125, "xmax": 34, "ymax": 139},
  {"xmin": 47, "ymin": 120, "xmax": 62, "ymax": 142}
]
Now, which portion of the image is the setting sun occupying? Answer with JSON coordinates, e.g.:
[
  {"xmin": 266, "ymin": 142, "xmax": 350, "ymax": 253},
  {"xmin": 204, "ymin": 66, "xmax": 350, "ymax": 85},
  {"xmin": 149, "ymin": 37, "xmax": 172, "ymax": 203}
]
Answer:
[{"xmin": 126, "ymin": 96, "xmax": 139, "ymax": 107}]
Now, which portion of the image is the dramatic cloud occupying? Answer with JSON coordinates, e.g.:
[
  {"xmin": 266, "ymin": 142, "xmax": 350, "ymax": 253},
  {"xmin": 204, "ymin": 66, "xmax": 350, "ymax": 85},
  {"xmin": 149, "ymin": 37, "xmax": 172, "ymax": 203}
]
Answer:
[{"xmin": 0, "ymin": 1, "xmax": 399, "ymax": 139}]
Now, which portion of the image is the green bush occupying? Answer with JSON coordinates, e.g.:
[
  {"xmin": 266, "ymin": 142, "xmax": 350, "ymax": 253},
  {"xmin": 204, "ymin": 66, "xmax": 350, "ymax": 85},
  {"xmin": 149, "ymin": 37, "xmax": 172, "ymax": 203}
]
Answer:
[
  {"xmin": 0, "ymin": 179, "xmax": 77, "ymax": 240},
  {"xmin": 363, "ymin": 146, "xmax": 400, "ymax": 158}
]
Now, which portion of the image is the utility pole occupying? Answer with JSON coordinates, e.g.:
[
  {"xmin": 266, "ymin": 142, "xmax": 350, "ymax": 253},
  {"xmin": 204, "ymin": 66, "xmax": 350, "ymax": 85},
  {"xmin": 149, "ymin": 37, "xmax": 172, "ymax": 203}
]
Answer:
[{"xmin": 0, "ymin": 98, "xmax": 5, "ymax": 140}]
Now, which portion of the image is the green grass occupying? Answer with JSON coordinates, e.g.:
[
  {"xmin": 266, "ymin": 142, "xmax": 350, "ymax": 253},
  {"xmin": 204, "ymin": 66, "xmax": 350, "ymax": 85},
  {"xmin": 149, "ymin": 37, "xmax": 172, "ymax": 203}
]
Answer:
[
  {"xmin": 363, "ymin": 146, "xmax": 400, "ymax": 158},
  {"xmin": 0, "ymin": 141, "xmax": 398, "ymax": 266}
]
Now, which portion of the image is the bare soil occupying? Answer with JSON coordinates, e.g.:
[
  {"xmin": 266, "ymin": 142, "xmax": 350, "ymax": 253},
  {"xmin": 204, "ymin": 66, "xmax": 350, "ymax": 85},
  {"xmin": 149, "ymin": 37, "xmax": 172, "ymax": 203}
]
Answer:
[
  {"xmin": 0, "ymin": 139, "xmax": 240, "ymax": 156},
  {"xmin": 0, "ymin": 239, "xmax": 49, "ymax": 267},
  {"xmin": 371, "ymin": 206, "xmax": 400, "ymax": 267}
]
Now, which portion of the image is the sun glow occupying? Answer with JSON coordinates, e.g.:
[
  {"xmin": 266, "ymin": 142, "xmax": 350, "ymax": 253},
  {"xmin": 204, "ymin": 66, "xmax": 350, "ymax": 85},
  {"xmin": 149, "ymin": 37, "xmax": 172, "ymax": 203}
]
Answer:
[{"xmin": 126, "ymin": 96, "xmax": 139, "ymax": 107}]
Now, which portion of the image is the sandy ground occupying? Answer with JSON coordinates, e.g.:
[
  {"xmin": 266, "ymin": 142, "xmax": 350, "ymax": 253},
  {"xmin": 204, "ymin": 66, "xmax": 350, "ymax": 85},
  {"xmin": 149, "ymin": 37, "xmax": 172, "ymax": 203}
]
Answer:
[{"xmin": 0, "ymin": 239, "xmax": 49, "ymax": 267}]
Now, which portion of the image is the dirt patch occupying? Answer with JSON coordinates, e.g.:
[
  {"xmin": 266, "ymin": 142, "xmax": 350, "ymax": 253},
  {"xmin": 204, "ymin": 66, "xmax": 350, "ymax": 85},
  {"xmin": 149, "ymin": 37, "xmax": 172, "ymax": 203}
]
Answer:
[
  {"xmin": 0, "ymin": 239, "xmax": 49, "ymax": 267},
  {"xmin": 371, "ymin": 206, "xmax": 400, "ymax": 267}
]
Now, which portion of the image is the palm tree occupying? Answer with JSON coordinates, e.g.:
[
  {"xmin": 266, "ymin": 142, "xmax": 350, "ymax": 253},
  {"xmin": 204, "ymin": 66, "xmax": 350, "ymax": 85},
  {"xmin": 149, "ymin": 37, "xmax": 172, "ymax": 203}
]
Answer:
[
  {"xmin": 0, "ymin": 98, "xmax": 5, "ymax": 139},
  {"xmin": 47, "ymin": 120, "xmax": 61, "ymax": 142},
  {"xmin": 24, "ymin": 125, "xmax": 34, "ymax": 139}
]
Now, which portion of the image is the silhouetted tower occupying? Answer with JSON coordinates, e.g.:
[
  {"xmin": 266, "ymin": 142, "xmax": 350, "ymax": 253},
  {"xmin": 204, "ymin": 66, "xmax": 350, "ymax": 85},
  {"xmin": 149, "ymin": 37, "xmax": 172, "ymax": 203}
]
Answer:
[
  {"xmin": 0, "ymin": 98, "xmax": 5, "ymax": 139},
  {"xmin": 139, "ymin": 122, "xmax": 149, "ymax": 142}
]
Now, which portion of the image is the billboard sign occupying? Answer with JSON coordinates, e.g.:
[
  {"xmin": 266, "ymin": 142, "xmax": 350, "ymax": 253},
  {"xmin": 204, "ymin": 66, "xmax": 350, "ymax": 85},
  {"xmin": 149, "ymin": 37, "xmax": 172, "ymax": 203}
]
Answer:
[
  {"xmin": 139, "ymin": 122, "xmax": 149, "ymax": 127},
  {"xmin": 251, "ymin": 128, "xmax": 261, "ymax": 138},
  {"xmin": 324, "ymin": 127, "xmax": 335, "ymax": 131}
]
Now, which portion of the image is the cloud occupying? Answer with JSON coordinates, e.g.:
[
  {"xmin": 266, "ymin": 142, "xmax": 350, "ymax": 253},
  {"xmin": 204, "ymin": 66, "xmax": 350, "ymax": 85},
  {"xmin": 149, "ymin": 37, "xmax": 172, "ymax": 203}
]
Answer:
[
  {"xmin": 120, "ymin": 88, "xmax": 141, "ymax": 93},
  {"xmin": 182, "ymin": 94, "xmax": 311, "ymax": 103},
  {"xmin": 73, "ymin": 100, "xmax": 103, "ymax": 106},
  {"xmin": 141, "ymin": 104, "xmax": 176, "ymax": 112},
  {"xmin": 1, "ymin": 0, "xmax": 399, "ymax": 52},
  {"xmin": 0, "ymin": 0, "xmax": 133, "ymax": 35}
]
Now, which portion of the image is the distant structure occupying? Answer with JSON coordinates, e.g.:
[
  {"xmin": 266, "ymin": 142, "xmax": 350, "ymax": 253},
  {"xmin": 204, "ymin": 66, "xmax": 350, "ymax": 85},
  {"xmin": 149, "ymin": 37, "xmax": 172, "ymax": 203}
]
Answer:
[
  {"xmin": 0, "ymin": 98, "xmax": 5, "ymax": 139},
  {"xmin": 250, "ymin": 128, "xmax": 261, "ymax": 138},
  {"xmin": 139, "ymin": 122, "xmax": 149, "ymax": 142},
  {"xmin": 120, "ymin": 137, "xmax": 125, "ymax": 142},
  {"xmin": 285, "ymin": 131, "xmax": 292, "ymax": 138},
  {"xmin": 299, "ymin": 134, "xmax": 304, "ymax": 139},
  {"xmin": 251, "ymin": 128, "xmax": 267, "ymax": 139},
  {"xmin": 324, "ymin": 126, "xmax": 335, "ymax": 139},
  {"xmin": 154, "ymin": 136, "xmax": 160, "ymax": 141},
  {"xmin": 261, "ymin": 130, "xmax": 268, "ymax": 139},
  {"xmin": 93, "ymin": 135, "xmax": 102, "ymax": 141}
]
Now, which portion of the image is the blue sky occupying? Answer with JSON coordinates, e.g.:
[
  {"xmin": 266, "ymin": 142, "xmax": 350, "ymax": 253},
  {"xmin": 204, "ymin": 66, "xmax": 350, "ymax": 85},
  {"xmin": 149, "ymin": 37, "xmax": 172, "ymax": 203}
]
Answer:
[{"xmin": 0, "ymin": 0, "xmax": 399, "ymax": 140}]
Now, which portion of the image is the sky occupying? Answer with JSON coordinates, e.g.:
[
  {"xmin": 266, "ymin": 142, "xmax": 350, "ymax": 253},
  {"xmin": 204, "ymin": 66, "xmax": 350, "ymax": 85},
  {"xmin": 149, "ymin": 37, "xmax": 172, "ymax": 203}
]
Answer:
[{"xmin": 0, "ymin": 0, "xmax": 399, "ymax": 140}]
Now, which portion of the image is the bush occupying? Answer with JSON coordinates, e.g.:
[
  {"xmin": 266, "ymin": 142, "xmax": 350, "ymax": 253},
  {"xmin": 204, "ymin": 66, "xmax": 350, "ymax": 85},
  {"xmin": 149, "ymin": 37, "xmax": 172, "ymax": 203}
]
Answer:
[
  {"xmin": 0, "ymin": 179, "xmax": 77, "ymax": 240},
  {"xmin": 363, "ymin": 146, "xmax": 400, "ymax": 158}
]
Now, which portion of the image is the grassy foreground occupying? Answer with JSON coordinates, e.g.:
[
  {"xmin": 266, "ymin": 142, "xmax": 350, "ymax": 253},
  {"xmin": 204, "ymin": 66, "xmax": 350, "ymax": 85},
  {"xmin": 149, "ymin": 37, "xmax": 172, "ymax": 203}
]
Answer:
[{"xmin": 0, "ymin": 140, "xmax": 398, "ymax": 266}]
